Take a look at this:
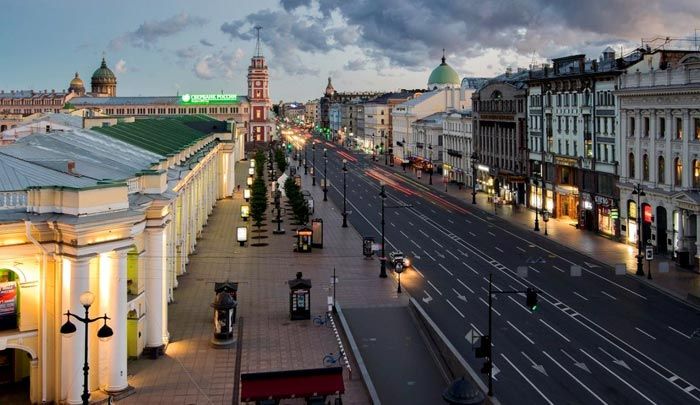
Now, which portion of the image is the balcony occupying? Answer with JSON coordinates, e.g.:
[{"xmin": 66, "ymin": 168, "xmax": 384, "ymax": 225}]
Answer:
[
  {"xmin": 0, "ymin": 191, "xmax": 27, "ymax": 210},
  {"xmin": 447, "ymin": 149, "xmax": 463, "ymax": 158}
]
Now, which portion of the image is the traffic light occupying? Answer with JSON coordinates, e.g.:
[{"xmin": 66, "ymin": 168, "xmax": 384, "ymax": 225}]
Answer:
[
  {"xmin": 526, "ymin": 288, "xmax": 538, "ymax": 311},
  {"xmin": 474, "ymin": 335, "xmax": 491, "ymax": 358}
]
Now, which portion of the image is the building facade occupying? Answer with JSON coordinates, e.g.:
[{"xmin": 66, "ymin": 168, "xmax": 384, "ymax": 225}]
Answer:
[
  {"xmin": 411, "ymin": 112, "xmax": 445, "ymax": 174},
  {"xmin": 304, "ymin": 99, "xmax": 318, "ymax": 125},
  {"xmin": 473, "ymin": 70, "xmax": 529, "ymax": 204},
  {"xmin": 247, "ymin": 33, "xmax": 273, "ymax": 142},
  {"xmin": 0, "ymin": 116, "xmax": 244, "ymax": 403},
  {"xmin": 442, "ymin": 111, "xmax": 474, "ymax": 186},
  {"xmin": 617, "ymin": 50, "xmax": 700, "ymax": 268}
]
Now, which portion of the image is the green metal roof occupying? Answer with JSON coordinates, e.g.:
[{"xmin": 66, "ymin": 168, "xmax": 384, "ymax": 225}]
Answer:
[
  {"xmin": 428, "ymin": 58, "xmax": 460, "ymax": 86},
  {"xmin": 92, "ymin": 58, "xmax": 116, "ymax": 81},
  {"xmin": 92, "ymin": 118, "xmax": 215, "ymax": 155}
]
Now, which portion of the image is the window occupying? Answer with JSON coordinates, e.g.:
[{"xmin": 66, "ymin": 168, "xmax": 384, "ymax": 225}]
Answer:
[
  {"xmin": 676, "ymin": 117, "xmax": 683, "ymax": 139},
  {"xmin": 629, "ymin": 152, "xmax": 635, "ymax": 178},
  {"xmin": 658, "ymin": 156, "xmax": 665, "ymax": 184},
  {"xmin": 642, "ymin": 154, "xmax": 649, "ymax": 180},
  {"xmin": 675, "ymin": 157, "xmax": 682, "ymax": 186},
  {"xmin": 695, "ymin": 118, "xmax": 700, "ymax": 140},
  {"xmin": 659, "ymin": 117, "xmax": 666, "ymax": 138},
  {"xmin": 695, "ymin": 160, "xmax": 700, "ymax": 188},
  {"xmin": 629, "ymin": 117, "xmax": 635, "ymax": 137},
  {"xmin": 644, "ymin": 117, "xmax": 649, "ymax": 137},
  {"xmin": 604, "ymin": 145, "xmax": 609, "ymax": 162}
]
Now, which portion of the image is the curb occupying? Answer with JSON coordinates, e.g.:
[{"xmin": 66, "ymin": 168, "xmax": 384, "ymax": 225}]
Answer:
[{"xmin": 334, "ymin": 302, "xmax": 381, "ymax": 405}]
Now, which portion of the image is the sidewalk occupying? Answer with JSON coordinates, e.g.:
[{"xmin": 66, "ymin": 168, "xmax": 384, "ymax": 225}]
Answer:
[{"xmin": 365, "ymin": 153, "xmax": 700, "ymax": 305}]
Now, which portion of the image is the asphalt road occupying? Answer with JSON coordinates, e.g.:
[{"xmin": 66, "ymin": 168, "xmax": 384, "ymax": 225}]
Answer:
[{"xmin": 301, "ymin": 138, "xmax": 700, "ymax": 405}]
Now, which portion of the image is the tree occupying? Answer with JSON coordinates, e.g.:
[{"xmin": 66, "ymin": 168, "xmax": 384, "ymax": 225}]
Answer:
[
  {"xmin": 250, "ymin": 177, "xmax": 268, "ymax": 234},
  {"xmin": 275, "ymin": 148, "xmax": 288, "ymax": 174}
]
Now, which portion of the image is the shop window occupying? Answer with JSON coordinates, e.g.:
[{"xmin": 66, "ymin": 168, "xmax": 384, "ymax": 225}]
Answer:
[
  {"xmin": 0, "ymin": 270, "xmax": 18, "ymax": 331},
  {"xmin": 675, "ymin": 157, "xmax": 682, "ymax": 186},
  {"xmin": 695, "ymin": 118, "xmax": 700, "ymax": 140},
  {"xmin": 628, "ymin": 152, "xmax": 635, "ymax": 178},
  {"xmin": 642, "ymin": 154, "xmax": 649, "ymax": 181},
  {"xmin": 658, "ymin": 156, "xmax": 665, "ymax": 184},
  {"xmin": 694, "ymin": 160, "xmax": 700, "ymax": 188}
]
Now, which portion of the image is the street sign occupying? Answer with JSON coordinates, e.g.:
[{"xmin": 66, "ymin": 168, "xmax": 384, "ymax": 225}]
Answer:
[
  {"xmin": 645, "ymin": 247, "xmax": 653, "ymax": 261},
  {"xmin": 465, "ymin": 329, "xmax": 481, "ymax": 345}
]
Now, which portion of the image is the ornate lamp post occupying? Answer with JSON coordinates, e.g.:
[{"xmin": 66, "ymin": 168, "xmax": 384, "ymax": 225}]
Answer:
[
  {"xmin": 542, "ymin": 208, "xmax": 549, "ymax": 236},
  {"xmin": 304, "ymin": 141, "xmax": 308, "ymax": 175},
  {"xmin": 533, "ymin": 174, "xmax": 540, "ymax": 232},
  {"xmin": 470, "ymin": 151, "xmax": 478, "ymax": 204},
  {"xmin": 379, "ymin": 183, "xmax": 387, "ymax": 278},
  {"xmin": 428, "ymin": 144, "xmax": 433, "ymax": 185},
  {"xmin": 342, "ymin": 159, "xmax": 348, "ymax": 228},
  {"xmin": 632, "ymin": 183, "xmax": 646, "ymax": 276},
  {"xmin": 312, "ymin": 142, "xmax": 316, "ymax": 186},
  {"xmin": 60, "ymin": 291, "xmax": 114, "ymax": 405}
]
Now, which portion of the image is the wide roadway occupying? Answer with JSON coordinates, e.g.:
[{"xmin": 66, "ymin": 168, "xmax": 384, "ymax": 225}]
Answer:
[{"xmin": 301, "ymin": 138, "xmax": 700, "ymax": 405}]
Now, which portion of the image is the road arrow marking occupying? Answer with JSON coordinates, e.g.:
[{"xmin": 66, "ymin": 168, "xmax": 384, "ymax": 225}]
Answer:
[
  {"xmin": 452, "ymin": 288, "xmax": 467, "ymax": 302},
  {"xmin": 560, "ymin": 349, "xmax": 591, "ymax": 374},
  {"xmin": 458, "ymin": 249, "xmax": 469, "ymax": 257},
  {"xmin": 543, "ymin": 351, "xmax": 605, "ymax": 404},
  {"xmin": 521, "ymin": 351, "xmax": 548, "ymax": 376},
  {"xmin": 584, "ymin": 261, "xmax": 600, "ymax": 268},
  {"xmin": 492, "ymin": 363, "xmax": 500, "ymax": 380},
  {"xmin": 447, "ymin": 250, "xmax": 460, "ymax": 260},
  {"xmin": 435, "ymin": 251, "xmax": 446, "ymax": 259},
  {"xmin": 599, "ymin": 347, "xmax": 632, "ymax": 371},
  {"xmin": 422, "ymin": 291, "xmax": 433, "ymax": 304}
]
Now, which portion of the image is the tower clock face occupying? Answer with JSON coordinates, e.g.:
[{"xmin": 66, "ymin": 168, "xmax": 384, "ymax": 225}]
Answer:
[{"xmin": 256, "ymin": 81, "xmax": 261, "ymax": 86}]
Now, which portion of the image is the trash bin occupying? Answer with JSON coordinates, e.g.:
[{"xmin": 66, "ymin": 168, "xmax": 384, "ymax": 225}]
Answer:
[
  {"xmin": 363, "ymin": 236, "xmax": 375, "ymax": 258},
  {"xmin": 288, "ymin": 272, "xmax": 312, "ymax": 320}
]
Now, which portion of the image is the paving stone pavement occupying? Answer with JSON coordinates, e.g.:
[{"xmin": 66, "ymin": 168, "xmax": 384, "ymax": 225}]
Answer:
[{"xmin": 121, "ymin": 158, "xmax": 405, "ymax": 404}]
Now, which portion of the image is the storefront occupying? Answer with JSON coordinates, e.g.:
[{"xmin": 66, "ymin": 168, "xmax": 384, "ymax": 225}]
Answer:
[
  {"xmin": 594, "ymin": 195, "xmax": 616, "ymax": 237},
  {"xmin": 528, "ymin": 182, "xmax": 554, "ymax": 212},
  {"xmin": 476, "ymin": 164, "xmax": 491, "ymax": 193},
  {"xmin": 627, "ymin": 200, "xmax": 638, "ymax": 244},
  {"xmin": 555, "ymin": 185, "xmax": 579, "ymax": 219}
]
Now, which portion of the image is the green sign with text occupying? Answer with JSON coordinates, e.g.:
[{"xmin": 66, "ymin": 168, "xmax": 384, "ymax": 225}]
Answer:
[{"xmin": 180, "ymin": 94, "xmax": 238, "ymax": 105}]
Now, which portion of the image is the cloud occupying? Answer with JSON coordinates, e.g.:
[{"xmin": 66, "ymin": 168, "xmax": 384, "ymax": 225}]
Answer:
[
  {"xmin": 110, "ymin": 12, "xmax": 207, "ymax": 50},
  {"xmin": 115, "ymin": 59, "xmax": 128, "ymax": 74},
  {"xmin": 343, "ymin": 58, "xmax": 368, "ymax": 71},
  {"xmin": 280, "ymin": 0, "xmax": 312, "ymax": 11},
  {"xmin": 200, "ymin": 38, "xmax": 214, "ymax": 47},
  {"xmin": 193, "ymin": 49, "xmax": 246, "ymax": 80},
  {"xmin": 176, "ymin": 46, "xmax": 200, "ymax": 61}
]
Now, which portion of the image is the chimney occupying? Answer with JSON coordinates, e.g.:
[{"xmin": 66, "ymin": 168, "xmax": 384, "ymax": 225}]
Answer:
[
  {"xmin": 67, "ymin": 161, "xmax": 76, "ymax": 174},
  {"xmin": 505, "ymin": 67, "xmax": 512, "ymax": 77}
]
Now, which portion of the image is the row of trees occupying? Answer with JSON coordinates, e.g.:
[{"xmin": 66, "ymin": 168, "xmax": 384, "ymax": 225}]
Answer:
[
  {"xmin": 275, "ymin": 147, "xmax": 287, "ymax": 175},
  {"xmin": 283, "ymin": 177, "xmax": 309, "ymax": 226},
  {"xmin": 250, "ymin": 150, "xmax": 268, "ymax": 234}
]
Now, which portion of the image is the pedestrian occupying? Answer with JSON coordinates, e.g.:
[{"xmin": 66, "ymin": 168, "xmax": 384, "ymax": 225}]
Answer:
[{"xmin": 237, "ymin": 184, "xmax": 240, "ymax": 192}]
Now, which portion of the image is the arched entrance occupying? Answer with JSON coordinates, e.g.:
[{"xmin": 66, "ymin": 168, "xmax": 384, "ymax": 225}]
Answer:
[
  {"xmin": 657, "ymin": 206, "xmax": 668, "ymax": 254},
  {"xmin": 0, "ymin": 348, "xmax": 34, "ymax": 405}
]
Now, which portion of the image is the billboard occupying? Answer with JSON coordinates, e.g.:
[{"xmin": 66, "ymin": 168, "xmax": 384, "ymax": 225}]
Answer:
[
  {"xmin": 0, "ymin": 282, "xmax": 16, "ymax": 316},
  {"xmin": 179, "ymin": 94, "xmax": 238, "ymax": 105}
]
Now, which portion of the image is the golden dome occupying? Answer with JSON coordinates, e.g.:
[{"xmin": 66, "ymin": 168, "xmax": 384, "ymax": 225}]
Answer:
[{"xmin": 70, "ymin": 72, "xmax": 84, "ymax": 87}]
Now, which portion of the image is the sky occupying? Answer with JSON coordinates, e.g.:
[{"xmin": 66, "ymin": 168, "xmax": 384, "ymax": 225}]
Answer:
[{"xmin": 1, "ymin": 0, "xmax": 700, "ymax": 102}]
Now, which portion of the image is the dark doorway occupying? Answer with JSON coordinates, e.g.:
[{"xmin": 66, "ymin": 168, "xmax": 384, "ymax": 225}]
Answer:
[{"xmin": 657, "ymin": 206, "xmax": 668, "ymax": 254}]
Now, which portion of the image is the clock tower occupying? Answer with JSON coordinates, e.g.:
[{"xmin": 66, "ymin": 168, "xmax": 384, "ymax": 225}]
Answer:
[{"xmin": 247, "ymin": 26, "xmax": 272, "ymax": 143}]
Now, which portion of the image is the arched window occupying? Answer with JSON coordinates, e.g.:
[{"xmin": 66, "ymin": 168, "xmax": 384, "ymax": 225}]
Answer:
[
  {"xmin": 628, "ymin": 152, "xmax": 635, "ymax": 178},
  {"xmin": 675, "ymin": 157, "xmax": 683, "ymax": 186},
  {"xmin": 642, "ymin": 154, "xmax": 649, "ymax": 180},
  {"xmin": 694, "ymin": 160, "xmax": 700, "ymax": 188},
  {"xmin": 658, "ymin": 156, "xmax": 665, "ymax": 184}
]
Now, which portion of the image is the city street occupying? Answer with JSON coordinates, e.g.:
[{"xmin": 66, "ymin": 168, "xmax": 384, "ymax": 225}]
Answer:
[{"xmin": 306, "ymin": 139, "xmax": 700, "ymax": 404}]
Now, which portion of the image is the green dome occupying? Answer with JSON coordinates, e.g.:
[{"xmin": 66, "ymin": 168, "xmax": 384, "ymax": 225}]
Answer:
[
  {"xmin": 428, "ymin": 56, "xmax": 460, "ymax": 87},
  {"xmin": 92, "ymin": 58, "xmax": 116, "ymax": 82}
]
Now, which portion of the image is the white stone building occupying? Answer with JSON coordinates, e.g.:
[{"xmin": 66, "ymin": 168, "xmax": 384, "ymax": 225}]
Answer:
[
  {"xmin": 617, "ymin": 50, "xmax": 700, "ymax": 268},
  {"xmin": 442, "ymin": 111, "xmax": 474, "ymax": 186}
]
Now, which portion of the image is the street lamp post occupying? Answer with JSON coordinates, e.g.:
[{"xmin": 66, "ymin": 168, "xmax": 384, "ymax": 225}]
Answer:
[
  {"xmin": 428, "ymin": 144, "xmax": 433, "ymax": 185},
  {"xmin": 542, "ymin": 208, "xmax": 549, "ymax": 236},
  {"xmin": 380, "ymin": 183, "xmax": 387, "ymax": 278},
  {"xmin": 395, "ymin": 262, "xmax": 404, "ymax": 293},
  {"xmin": 312, "ymin": 142, "xmax": 316, "ymax": 186},
  {"xmin": 401, "ymin": 139, "xmax": 407, "ymax": 171},
  {"xmin": 323, "ymin": 148, "xmax": 328, "ymax": 201},
  {"xmin": 471, "ymin": 151, "xmax": 478, "ymax": 204},
  {"xmin": 632, "ymin": 183, "xmax": 646, "ymax": 276},
  {"xmin": 60, "ymin": 291, "xmax": 114, "ymax": 405},
  {"xmin": 304, "ymin": 142, "xmax": 308, "ymax": 175},
  {"xmin": 533, "ymin": 175, "xmax": 540, "ymax": 232},
  {"xmin": 342, "ymin": 159, "xmax": 348, "ymax": 227}
]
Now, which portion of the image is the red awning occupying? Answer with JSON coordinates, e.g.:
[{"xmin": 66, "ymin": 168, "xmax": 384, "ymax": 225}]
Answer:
[{"xmin": 241, "ymin": 367, "xmax": 344, "ymax": 401}]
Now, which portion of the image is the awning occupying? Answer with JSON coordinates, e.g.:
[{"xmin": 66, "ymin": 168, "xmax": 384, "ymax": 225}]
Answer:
[{"xmin": 241, "ymin": 367, "xmax": 344, "ymax": 401}]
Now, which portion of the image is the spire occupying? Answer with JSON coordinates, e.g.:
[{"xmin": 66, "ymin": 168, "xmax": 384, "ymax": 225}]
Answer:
[
  {"xmin": 441, "ymin": 48, "xmax": 446, "ymax": 65},
  {"xmin": 254, "ymin": 25, "xmax": 263, "ymax": 57}
]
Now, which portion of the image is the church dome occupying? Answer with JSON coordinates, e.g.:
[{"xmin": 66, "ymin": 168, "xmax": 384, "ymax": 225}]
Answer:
[
  {"xmin": 92, "ymin": 58, "xmax": 116, "ymax": 83},
  {"xmin": 68, "ymin": 72, "xmax": 85, "ymax": 95},
  {"xmin": 428, "ymin": 54, "xmax": 460, "ymax": 89}
]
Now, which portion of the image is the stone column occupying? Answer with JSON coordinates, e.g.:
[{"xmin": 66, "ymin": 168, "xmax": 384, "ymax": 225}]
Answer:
[
  {"xmin": 65, "ymin": 257, "xmax": 92, "ymax": 405},
  {"xmin": 100, "ymin": 250, "xmax": 128, "ymax": 392},
  {"xmin": 145, "ymin": 226, "xmax": 168, "ymax": 356},
  {"xmin": 678, "ymin": 209, "xmax": 686, "ymax": 252}
]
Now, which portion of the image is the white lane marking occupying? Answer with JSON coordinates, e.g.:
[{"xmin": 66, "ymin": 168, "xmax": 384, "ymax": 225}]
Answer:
[
  {"xmin": 635, "ymin": 327, "xmax": 656, "ymax": 340},
  {"xmin": 438, "ymin": 263, "xmax": 454, "ymax": 276},
  {"xmin": 669, "ymin": 326, "xmax": 692, "ymax": 339},
  {"xmin": 488, "ymin": 231, "xmax": 496, "ymax": 236},
  {"xmin": 423, "ymin": 250, "xmax": 436, "ymax": 261},
  {"xmin": 419, "ymin": 229, "xmax": 430, "ymax": 238},
  {"xmin": 458, "ymin": 249, "xmax": 469, "ymax": 257},
  {"xmin": 469, "ymin": 231, "xmax": 476, "ymax": 236},
  {"xmin": 433, "ymin": 240, "xmax": 444, "ymax": 248},
  {"xmin": 448, "ymin": 219, "xmax": 454, "ymax": 224},
  {"xmin": 500, "ymin": 354, "xmax": 554, "ymax": 405},
  {"xmin": 457, "ymin": 278, "xmax": 474, "ymax": 294},
  {"xmin": 507, "ymin": 320, "xmax": 535, "ymax": 344},
  {"xmin": 465, "ymin": 219, "xmax": 472, "ymax": 224},
  {"xmin": 542, "ymin": 351, "xmax": 608, "ymax": 405},
  {"xmin": 539, "ymin": 319, "xmax": 571, "ymax": 343},
  {"xmin": 528, "ymin": 266, "xmax": 541, "ymax": 274},
  {"xmin": 445, "ymin": 298, "xmax": 465, "ymax": 318},
  {"xmin": 580, "ymin": 349, "xmax": 656, "ymax": 405},
  {"xmin": 413, "ymin": 267, "xmax": 424, "ymax": 278},
  {"xmin": 573, "ymin": 291, "xmax": 589, "ymax": 301},
  {"xmin": 447, "ymin": 250, "xmax": 460, "ymax": 260},
  {"xmin": 400, "ymin": 230, "xmax": 409, "ymax": 238},
  {"xmin": 427, "ymin": 280, "xmax": 443, "ymax": 296},
  {"xmin": 435, "ymin": 251, "xmax": 446, "ymax": 259},
  {"xmin": 516, "ymin": 246, "xmax": 526, "ymax": 252},
  {"xmin": 393, "ymin": 211, "xmax": 399, "ymax": 215},
  {"xmin": 470, "ymin": 323, "xmax": 484, "ymax": 337},
  {"xmin": 507, "ymin": 296, "xmax": 530, "ymax": 314},
  {"xmin": 552, "ymin": 265, "xmax": 565, "ymax": 273},
  {"xmin": 390, "ymin": 222, "xmax": 396, "ymax": 227},
  {"xmin": 495, "ymin": 247, "xmax": 504, "ymax": 253},
  {"xmin": 522, "ymin": 351, "xmax": 548, "ymax": 376},
  {"xmin": 479, "ymin": 297, "xmax": 501, "ymax": 316},
  {"xmin": 481, "ymin": 286, "xmax": 497, "ymax": 298},
  {"xmin": 462, "ymin": 262, "xmax": 478, "ymax": 275},
  {"xmin": 410, "ymin": 239, "xmax": 421, "ymax": 249},
  {"xmin": 408, "ymin": 221, "xmax": 414, "ymax": 226},
  {"xmin": 600, "ymin": 291, "xmax": 617, "ymax": 300},
  {"xmin": 367, "ymin": 203, "xmax": 373, "ymax": 207}
]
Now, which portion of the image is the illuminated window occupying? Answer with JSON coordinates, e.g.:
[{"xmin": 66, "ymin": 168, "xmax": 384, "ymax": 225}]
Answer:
[
  {"xmin": 694, "ymin": 160, "xmax": 700, "ymax": 188},
  {"xmin": 676, "ymin": 117, "xmax": 683, "ymax": 139},
  {"xmin": 658, "ymin": 156, "xmax": 665, "ymax": 184},
  {"xmin": 675, "ymin": 157, "xmax": 682, "ymax": 186}
]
